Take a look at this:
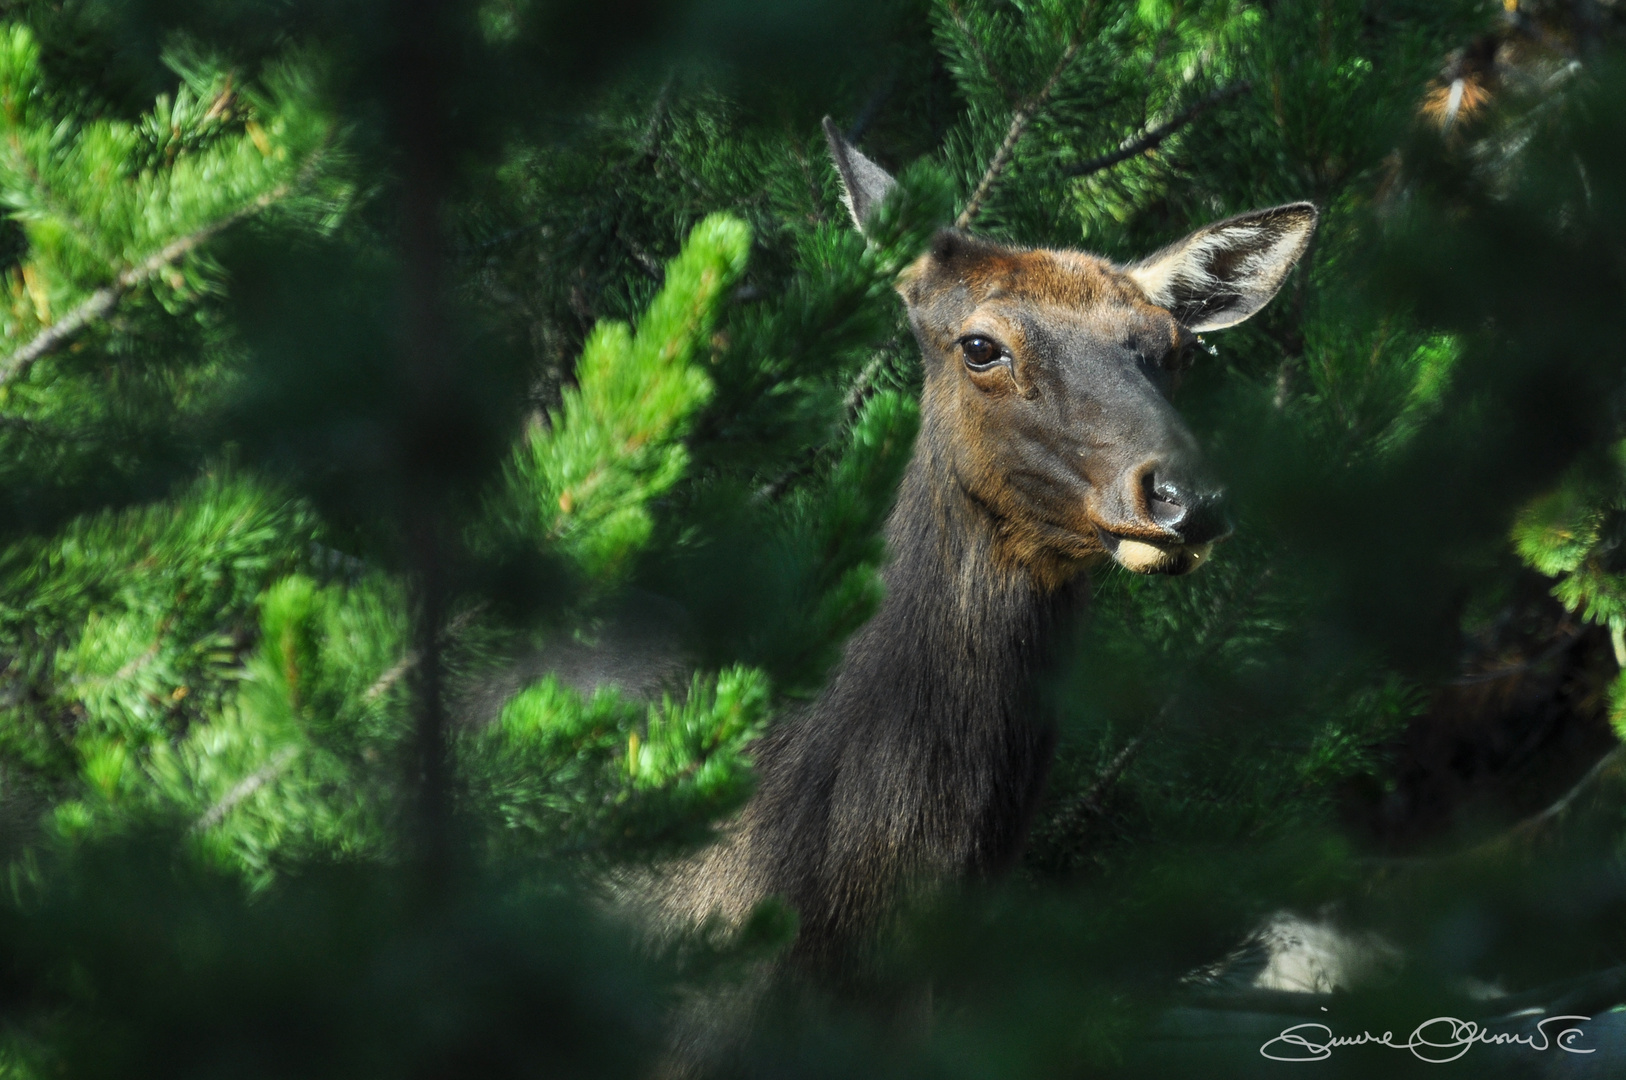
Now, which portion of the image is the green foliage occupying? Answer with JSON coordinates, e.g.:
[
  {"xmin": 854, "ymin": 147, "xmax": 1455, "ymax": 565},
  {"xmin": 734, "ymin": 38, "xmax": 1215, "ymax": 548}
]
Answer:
[
  {"xmin": 1442, "ymin": 55, "xmax": 1626, "ymax": 737},
  {"xmin": 0, "ymin": 841, "xmax": 661, "ymax": 1080},
  {"xmin": 182, "ymin": 571, "xmax": 407, "ymax": 878},
  {"xmin": 2, "ymin": 0, "xmax": 1626, "ymax": 1077},
  {"xmin": 0, "ymin": 20, "xmax": 346, "ymax": 541},
  {"xmin": 461, "ymin": 664, "xmax": 770, "ymax": 858},
  {"xmin": 0, "ymin": 24, "xmax": 340, "ymax": 370},
  {"xmin": 769, "ymin": 387, "xmax": 920, "ymax": 692},
  {"xmin": 1513, "ymin": 444, "xmax": 1626, "ymax": 736},
  {"xmin": 0, "ymin": 474, "xmax": 312, "ymax": 845},
  {"xmin": 501, "ymin": 212, "xmax": 750, "ymax": 582},
  {"xmin": 0, "ymin": 205, "xmax": 780, "ymax": 883}
]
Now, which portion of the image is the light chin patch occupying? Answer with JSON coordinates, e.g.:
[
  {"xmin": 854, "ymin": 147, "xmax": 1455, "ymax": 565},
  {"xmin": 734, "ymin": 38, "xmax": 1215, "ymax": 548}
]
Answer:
[{"xmin": 1110, "ymin": 538, "xmax": 1213, "ymax": 576}]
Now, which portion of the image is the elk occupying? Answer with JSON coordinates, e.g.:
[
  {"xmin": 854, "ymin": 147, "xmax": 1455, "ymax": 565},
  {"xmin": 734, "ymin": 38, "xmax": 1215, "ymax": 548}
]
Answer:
[{"xmin": 646, "ymin": 122, "xmax": 1318, "ymax": 984}]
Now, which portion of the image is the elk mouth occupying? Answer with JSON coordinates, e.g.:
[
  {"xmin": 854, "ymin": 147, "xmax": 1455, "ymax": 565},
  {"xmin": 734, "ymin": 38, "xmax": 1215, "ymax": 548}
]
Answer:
[{"xmin": 1098, "ymin": 529, "xmax": 1214, "ymax": 576}]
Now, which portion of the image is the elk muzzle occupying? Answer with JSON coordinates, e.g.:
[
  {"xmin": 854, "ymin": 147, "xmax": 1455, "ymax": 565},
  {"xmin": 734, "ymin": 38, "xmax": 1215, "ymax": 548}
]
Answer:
[{"xmin": 1098, "ymin": 470, "xmax": 1230, "ymax": 576}]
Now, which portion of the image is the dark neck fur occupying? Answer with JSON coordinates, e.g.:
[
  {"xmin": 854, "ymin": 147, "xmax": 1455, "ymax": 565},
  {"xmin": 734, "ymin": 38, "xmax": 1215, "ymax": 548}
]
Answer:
[{"xmin": 747, "ymin": 440, "xmax": 1086, "ymax": 966}]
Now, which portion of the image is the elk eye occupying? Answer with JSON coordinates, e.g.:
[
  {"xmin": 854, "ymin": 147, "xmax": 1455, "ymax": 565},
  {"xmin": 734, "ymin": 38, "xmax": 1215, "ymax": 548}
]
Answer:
[{"xmin": 959, "ymin": 335, "xmax": 1006, "ymax": 371}]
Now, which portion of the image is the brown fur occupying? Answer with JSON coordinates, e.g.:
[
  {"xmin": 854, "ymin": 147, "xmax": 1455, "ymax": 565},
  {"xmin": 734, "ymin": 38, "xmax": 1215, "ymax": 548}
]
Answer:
[
  {"xmin": 899, "ymin": 239, "xmax": 1195, "ymax": 588},
  {"xmin": 645, "ymin": 133, "xmax": 1317, "ymax": 1070}
]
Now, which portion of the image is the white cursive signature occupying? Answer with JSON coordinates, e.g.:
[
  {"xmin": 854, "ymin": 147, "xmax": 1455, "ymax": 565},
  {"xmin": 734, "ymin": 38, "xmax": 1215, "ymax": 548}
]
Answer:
[{"xmin": 1259, "ymin": 1014, "xmax": 1595, "ymax": 1063}]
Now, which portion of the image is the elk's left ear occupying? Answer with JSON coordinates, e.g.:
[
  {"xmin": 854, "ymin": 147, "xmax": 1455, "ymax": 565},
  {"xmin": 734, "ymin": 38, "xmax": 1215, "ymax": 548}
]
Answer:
[
  {"xmin": 823, "ymin": 116, "xmax": 897, "ymax": 233},
  {"xmin": 1125, "ymin": 203, "xmax": 1318, "ymax": 332}
]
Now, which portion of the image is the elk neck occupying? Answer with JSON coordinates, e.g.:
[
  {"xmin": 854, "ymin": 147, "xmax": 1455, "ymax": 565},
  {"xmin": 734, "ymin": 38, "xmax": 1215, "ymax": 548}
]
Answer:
[
  {"xmin": 839, "ymin": 432, "xmax": 1088, "ymax": 737},
  {"xmin": 747, "ymin": 424, "xmax": 1088, "ymax": 965}
]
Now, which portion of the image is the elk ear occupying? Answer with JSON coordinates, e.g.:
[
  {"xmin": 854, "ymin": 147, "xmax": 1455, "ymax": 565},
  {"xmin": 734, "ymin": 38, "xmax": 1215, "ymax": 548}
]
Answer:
[
  {"xmin": 1125, "ymin": 203, "xmax": 1318, "ymax": 332},
  {"xmin": 823, "ymin": 116, "xmax": 897, "ymax": 232}
]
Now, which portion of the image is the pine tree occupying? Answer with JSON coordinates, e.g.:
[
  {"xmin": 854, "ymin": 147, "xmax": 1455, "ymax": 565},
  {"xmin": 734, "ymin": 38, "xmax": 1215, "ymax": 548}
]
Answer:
[{"xmin": 2, "ymin": 1, "xmax": 1626, "ymax": 1077}]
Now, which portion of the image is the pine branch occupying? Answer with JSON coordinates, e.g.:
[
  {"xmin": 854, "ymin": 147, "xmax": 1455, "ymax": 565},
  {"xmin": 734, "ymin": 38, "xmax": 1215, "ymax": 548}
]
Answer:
[
  {"xmin": 1062, "ymin": 81, "xmax": 1250, "ymax": 179},
  {"xmin": 0, "ymin": 149, "xmax": 324, "ymax": 389},
  {"xmin": 1049, "ymin": 567, "xmax": 1274, "ymax": 838},
  {"xmin": 1062, "ymin": 693, "xmax": 1177, "ymax": 825},
  {"xmin": 956, "ymin": 38, "xmax": 1080, "ymax": 229},
  {"xmin": 364, "ymin": 648, "xmax": 422, "ymax": 704},
  {"xmin": 362, "ymin": 603, "xmax": 487, "ymax": 703},
  {"xmin": 754, "ymin": 342, "xmax": 901, "ymax": 503},
  {"xmin": 944, "ymin": 0, "xmax": 1012, "ymax": 101},
  {"xmin": 192, "ymin": 745, "xmax": 300, "ymax": 832},
  {"xmin": 3, "ymin": 138, "xmax": 109, "ymax": 272}
]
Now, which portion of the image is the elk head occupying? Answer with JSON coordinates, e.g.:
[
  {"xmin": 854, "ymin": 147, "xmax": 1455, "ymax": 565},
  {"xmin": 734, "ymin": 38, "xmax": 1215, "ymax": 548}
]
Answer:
[{"xmin": 825, "ymin": 119, "xmax": 1316, "ymax": 586}]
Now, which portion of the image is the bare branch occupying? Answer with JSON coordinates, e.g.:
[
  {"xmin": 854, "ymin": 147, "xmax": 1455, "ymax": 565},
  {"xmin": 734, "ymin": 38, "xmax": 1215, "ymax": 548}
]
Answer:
[
  {"xmin": 957, "ymin": 40, "xmax": 1081, "ymax": 230},
  {"xmin": 365, "ymin": 648, "xmax": 423, "ymax": 704},
  {"xmin": 638, "ymin": 72, "xmax": 676, "ymax": 157},
  {"xmin": 617, "ymin": 227, "xmax": 666, "ymax": 285},
  {"xmin": 1363, "ymin": 745, "xmax": 1626, "ymax": 873},
  {"xmin": 1062, "ymin": 81, "xmax": 1250, "ymax": 179},
  {"xmin": 1480, "ymin": 744, "xmax": 1626, "ymax": 851}
]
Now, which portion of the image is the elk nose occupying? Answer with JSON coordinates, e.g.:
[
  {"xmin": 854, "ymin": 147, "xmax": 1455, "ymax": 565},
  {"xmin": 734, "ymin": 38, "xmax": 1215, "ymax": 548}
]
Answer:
[{"xmin": 1145, "ymin": 475, "xmax": 1230, "ymax": 544}]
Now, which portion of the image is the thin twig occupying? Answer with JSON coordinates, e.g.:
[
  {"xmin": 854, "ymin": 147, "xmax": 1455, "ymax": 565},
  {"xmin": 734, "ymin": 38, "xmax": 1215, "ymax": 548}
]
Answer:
[
  {"xmin": 1362, "ymin": 745, "xmax": 1626, "ymax": 872},
  {"xmin": 0, "ymin": 412, "xmax": 81, "ymax": 440},
  {"xmin": 1446, "ymin": 627, "xmax": 1578, "ymax": 686},
  {"xmin": 457, "ymin": 219, "xmax": 547, "ymax": 257},
  {"xmin": 638, "ymin": 72, "xmax": 676, "ymax": 157},
  {"xmin": 1062, "ymin": 81, "xmax": 1250, "ymax": 179},
  {"xmin": 65, "ymin": 620, "xmax": 171, "ymax": 690},
  {"xmin": 191, "ymin": 745, "xmax": 299, "ymax": 832},
  {"xmin": 0, "ymin": 149, "xmax": 324, "ymax": 388},
  {"xmin": 617, "ymin": 227, "xmax": 665, "ymax": 284},
  {"xmin": 1075, "ymin": 700, "xmax": 1175, "ymax": 813},
  {"xmin": 1491, "ymin": 744, "xmax": 1626, "ymax": 845},
  {"xmin": 956, "ymin": 39, "xmax": 1081, "ymax": 230}
]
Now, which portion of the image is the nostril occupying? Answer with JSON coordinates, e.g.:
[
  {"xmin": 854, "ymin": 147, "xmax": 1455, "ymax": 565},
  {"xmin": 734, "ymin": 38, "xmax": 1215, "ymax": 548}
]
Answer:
[
  {"xmin": 1152, "ymin": 481, "xmax": 1185, "ymax": 507},
  {"xmin": 1137, "ymin": 471, "xmax": 1228, "ymax": 539},
  {"xmin": 1146, "ymin": 478, "xmax": 1187, "ymax": 529}
]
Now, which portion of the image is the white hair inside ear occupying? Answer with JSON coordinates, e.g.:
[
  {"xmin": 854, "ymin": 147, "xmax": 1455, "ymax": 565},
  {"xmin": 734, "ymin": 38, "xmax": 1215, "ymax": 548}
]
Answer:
[{"xmin": 1125, "ymin": 203, "xmax": 1319, "ymax": 332}]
